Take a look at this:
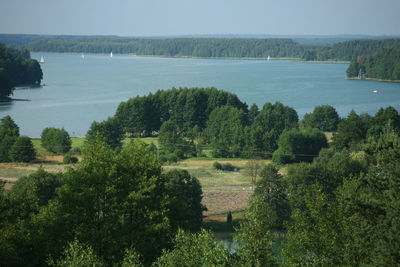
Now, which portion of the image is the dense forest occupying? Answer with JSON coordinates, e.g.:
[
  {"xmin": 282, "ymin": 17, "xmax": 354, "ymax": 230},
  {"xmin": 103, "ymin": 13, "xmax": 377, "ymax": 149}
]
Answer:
[
  {"xmin": 23, "ymin": 37, "xmax": 400, "ymax": 63},
  {"xmin": 26, "ymin": 38, "xmax": 304, "ymax": 58},
  {"xmin": 302, "ymin": 38, "xmax": 400, "ymax": 61},
  {"xmin": 347, "ymin": 45, "xmax": 400, "ymax": 80},
  {"xmin": 1, "ymin": 86, "xmax": 400, "ymax": 265},
  {"xmin": 0, "ymin": 43, "xmax": 43, "ymax": 98},
  {"xmin": 91, "ymin": 87, "xmax": 399, "ymax": 165}
]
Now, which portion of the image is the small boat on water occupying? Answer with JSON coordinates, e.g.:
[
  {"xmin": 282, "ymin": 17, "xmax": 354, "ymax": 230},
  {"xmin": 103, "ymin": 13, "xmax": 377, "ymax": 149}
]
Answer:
[
  {"xmin": 40, "ymin": 56, "xmax": 45, "ymax": 64},
  {"xmin": 110, "ymin": 52, "xmax": 113, "ymax": 58},
  {"xmin": 81, "ymin": 53, "xmax": 85, "ymax": 59},
  {"xmin": 267, "ymin": 55, "xmax": 271, "ymax": 61},
  {"xmin": 373, "ymin": 90, "xmax": 378, "ymax": 93}
]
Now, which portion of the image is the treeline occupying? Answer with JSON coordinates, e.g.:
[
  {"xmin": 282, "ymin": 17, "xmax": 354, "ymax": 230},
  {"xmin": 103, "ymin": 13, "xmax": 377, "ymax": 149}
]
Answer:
[
  {"xmin": 25, "ymin": 36, "xmax": 400, "ymax": 63},
  {"xmin": 0, "ymin": 43, "xmax": 43, "ymax": 98},
  {"xmin": 301, "ymin": 38, "xmax": 400, "ymax": 61},
  {"xmin": 27, "ymin": 38, "xmax": 304, "ymax": 58},
  {"xmin": 91, "ymin": 87, "xmax": 400, "ymax": 165},
  {"xmin": 347, "ymin": 45, "xmax": 400, "ymax": 80}
]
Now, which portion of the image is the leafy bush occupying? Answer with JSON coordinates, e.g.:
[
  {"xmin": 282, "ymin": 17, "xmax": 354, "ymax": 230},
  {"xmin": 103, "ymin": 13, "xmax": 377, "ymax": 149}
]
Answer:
[
  {"xmin": 63, "ymin": 153, "xmax": 78, "ymax": 164},
  {"xmin": 221, "ymin": 163, "xmax": 236, "ymax": 171},
  {"xmin": 213, "ymin": 161, "xmax": 222, "ymax": 170},
  {"xmin": 41, "ymin": 127, "xmax": 71, "ymax": 154},
  {"xmin": 213, "ymin": 161, "xmax": 237, "ymax": 171},
  {"xmin": 160, "ymin": 153, "xmax": 178, "ymax": 163},
  {"xmin": 9, "ymin": 136, "xmax": 35, "ymax": 162}
]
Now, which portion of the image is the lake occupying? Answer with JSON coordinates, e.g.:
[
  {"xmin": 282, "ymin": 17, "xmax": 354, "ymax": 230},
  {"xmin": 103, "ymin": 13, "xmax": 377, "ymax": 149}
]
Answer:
[{"xmin": 1, "ymin": 52, "xmax": 399, "ymax": 137}]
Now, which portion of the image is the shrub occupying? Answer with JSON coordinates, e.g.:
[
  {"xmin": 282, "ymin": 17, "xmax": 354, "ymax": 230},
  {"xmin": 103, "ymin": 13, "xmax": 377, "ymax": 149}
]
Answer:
[
  {"xmin": 41, "ymin": 127, "xmax": 71, "ymax": 154},
  {"xmin": 213, "ymin": 161, "xmax": 222, "ymax": 170},
  {"xmin": 9, "ymin": 136, "xmax": 35, "ymax": 162},
  {"xmin": 221, "ymin": 163, "xmax": 236, "ymax": 171},
  {"xmin": 213, "ymin": 162, "xmax": 237, "ymax": 171},
  {"xmin": 63, "ymin": 153, "xmax": 78, "ymax": 164},
  {"xmin": 160, "ymin": 153, "xmax": 178, "ymax": 163}
]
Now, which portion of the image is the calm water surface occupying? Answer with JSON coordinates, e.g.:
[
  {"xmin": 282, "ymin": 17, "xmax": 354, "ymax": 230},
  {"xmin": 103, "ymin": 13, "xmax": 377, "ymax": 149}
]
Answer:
[{"xmin": 1, "ymin": 52, "xmax": 399, "ymax": 137}]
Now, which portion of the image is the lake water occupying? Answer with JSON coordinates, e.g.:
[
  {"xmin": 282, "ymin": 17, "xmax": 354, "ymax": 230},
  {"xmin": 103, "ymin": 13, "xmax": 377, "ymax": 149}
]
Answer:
[{"xmin": 1, "ymin": 52, "xmax": 399, "ymax": 137}]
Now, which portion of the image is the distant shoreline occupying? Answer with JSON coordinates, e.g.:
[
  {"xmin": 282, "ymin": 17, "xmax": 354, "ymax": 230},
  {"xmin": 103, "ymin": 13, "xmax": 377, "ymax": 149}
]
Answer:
[
  {"xmin": 346, "ymin": 77, "xmax": 400, "ymax": 83},
  {"xmin": 32, "ymin": 51, "xmax": 351, "ymax": 64}
]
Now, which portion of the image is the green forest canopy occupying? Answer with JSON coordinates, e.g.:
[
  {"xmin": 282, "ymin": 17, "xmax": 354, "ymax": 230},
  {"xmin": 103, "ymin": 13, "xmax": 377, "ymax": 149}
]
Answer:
[
  {"xmin": 0, "ymin": 43, "xmax": 43, "ymax": 98},
  {"xmin": 89, "ymin": 87, "xmax": 400, "ymax": 164}
]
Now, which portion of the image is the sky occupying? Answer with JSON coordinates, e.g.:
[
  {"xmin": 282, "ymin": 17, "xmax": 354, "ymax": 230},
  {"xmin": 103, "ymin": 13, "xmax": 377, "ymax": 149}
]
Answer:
[{"xmin": 0, "ymin": 0, "xmax": 399, "ymax": 37}]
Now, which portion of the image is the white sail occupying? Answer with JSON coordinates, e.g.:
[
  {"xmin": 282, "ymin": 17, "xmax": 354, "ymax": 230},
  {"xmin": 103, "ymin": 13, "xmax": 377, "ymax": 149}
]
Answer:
[
  {"xmin": 81, "ymin": 53, "xmax": 85, "ymax": 59},
  {"xmin": 40, "ymin": 56, "xmax": 45, "ymax": 64},
  {"xmin": 110, "ymin": 52, "xmax": 113, "ymax": 58},
  {"xmin": 267, "ymin": 55, "xmax": 270, "ymax": 61}
]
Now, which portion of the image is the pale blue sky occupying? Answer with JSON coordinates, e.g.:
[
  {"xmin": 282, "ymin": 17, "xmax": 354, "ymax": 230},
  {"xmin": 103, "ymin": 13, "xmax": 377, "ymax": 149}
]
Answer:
[{"xmin": 1, "ymin": 0, "xmax": 399, "ymax": 36}]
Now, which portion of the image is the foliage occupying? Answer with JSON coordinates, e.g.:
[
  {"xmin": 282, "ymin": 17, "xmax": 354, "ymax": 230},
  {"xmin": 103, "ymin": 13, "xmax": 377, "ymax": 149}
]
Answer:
[
  {"xmin": 302, "ymin": 105, "xmax": 340, "ymax": 131},
  {"xmin": 213, "ymin": 161, "xmax": 236, "ymax": 171},
  {"xmin": 213, "ymin": 161, "xmax": 222, "ymax": 170},
  {"xmin": 41, "ymin": 127, "xmax": 72, "ymax": 154},
  {"xmin": 9, "ymin": 136, "xmax": 35, "ymax": 162},
  {"xmin": 332, "ymin": 110, "xmax": 369, "ymax": 149},
  {"xmin": 163, "ymin": 169, "xmax": 206, "ymax": 232},
  {"xmin": 115, "ymin": 87, "xmax": 247, "ymax": 137},
  {"xmin": 246, "ymin": 157, "xmax": 262, "ymax": 184},
  {"xmin": 205, "ymin": 106, "xmax": 247, "ymax": 158},
  {"xmin": 0, "ymin": 67, "xmax": 13, "ymax": 98},
  {"xmin": 367, "ymin": 106, "xmax": 400, "ymax": 139},
  {"xmin": 282, "ymin": 183, "xmax": 344, "ymax": 266},
  {"xmin": 250, "ymin": 102, "xmax": 298, "ymax": 157},
  {"xmin": 48, "ymin": 239, "xmax": 104, "ymax": 267},
  {"xmin": 86, "ymin": 117, "xmax": 124, "ymax": 147},
  {"xmin": 15, "ymin": 138, "xmax": 204, "ymax": 265},
  {"xmin": 234, "ymin": 198, "xmax": 277, "ymax": 267},
  {"xmin": 347, "ymin": 45, "xmax": 400, "ymax": 80},
  {"xmin": 0, "ymin": 115, "xmax": 19, "ymax": 162},
  {"xmin": 303, "ymin": 38, "xmax": 400, "ymax": 61},
  {"xmin": 121, "ymin": 248, "xmax": 144, "ymax": 267},
  {"xmin": 253, "ymin": 165, "xmax": 290, "ymax": 229},
  {"xmin": 28, "ymin": 37, "xmax": 304, "ymax": 59},
  {"xmin": 62, "ymin": 153, "xmax": 78, "ymax": 164},
  {"xmin": 0, "ymin": 43, "xmax": 42, "ymax": 88},
  {"xmin": 154, "ymin": 229, "xmax": 233, "ymax": 267},
  {"xmin": 158, "ymin": 120, "xmax": 195, "ymax": 160},
  {"xmin": 272, "ymin": 127, "xmax": 327, "ymax": 164},
  {"xmin": 0, "ymin": 169, "xmax": 62, "ymax": 266}
]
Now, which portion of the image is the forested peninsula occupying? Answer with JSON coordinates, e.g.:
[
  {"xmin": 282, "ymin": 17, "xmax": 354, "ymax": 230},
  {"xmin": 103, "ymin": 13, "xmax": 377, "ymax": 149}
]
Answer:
[
  {"xmin": 347, "ymin": 45, "xmax": 400, "ymax": 81},
  {"xmin": 0, "ymin": 43, "xmax": 43, "ymax": 98}
]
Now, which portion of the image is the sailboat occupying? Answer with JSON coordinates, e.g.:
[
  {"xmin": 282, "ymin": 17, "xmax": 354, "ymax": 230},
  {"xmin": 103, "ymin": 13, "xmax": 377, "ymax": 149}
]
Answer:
[
  {"xmin": 40, "ymin": 56, "xmax": 45, "ymax": 64},
  {"xmin": 110, "ymin": 52, "xmax": 113, "ymax": 58},
  {"xmin": 267, "ymin": 55, "xmax": 271, "ymax": 61},
  {"xmin": 81, "ymin": 53, "xmax": 85, "ymax": 59}
]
